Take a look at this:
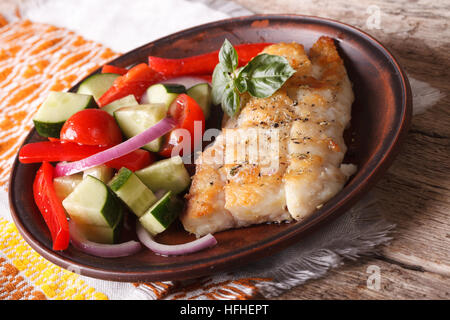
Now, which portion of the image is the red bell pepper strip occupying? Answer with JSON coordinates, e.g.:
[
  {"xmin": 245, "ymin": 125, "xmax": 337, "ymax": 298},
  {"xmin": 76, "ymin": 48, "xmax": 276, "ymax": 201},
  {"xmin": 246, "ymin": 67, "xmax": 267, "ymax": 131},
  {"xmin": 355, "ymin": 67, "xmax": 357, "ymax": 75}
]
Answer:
[
  {"xmin": 97, "ymin": 63, "xmax": 163, "ymax": 107},
  {"xmin": 147, "ymin": 43, "xmax": 272, "ymax": 78},
  {"xmin": 101, "ymin": 65, "xmax": 128, "ymax": 75},
  {"xmin": 19, "ymin": 141, "xmax": 154, "ymax": 172},
  {"xmin": 104, "ymin": 149, "xmax": 154, "ymax": 171},
  {"xmin": 33, "ymin": 162, "xmax": 70, "ymax": 250},
  {"xmin": 19, "ymin": 141, "xmax": 108, "ymax": 163}
]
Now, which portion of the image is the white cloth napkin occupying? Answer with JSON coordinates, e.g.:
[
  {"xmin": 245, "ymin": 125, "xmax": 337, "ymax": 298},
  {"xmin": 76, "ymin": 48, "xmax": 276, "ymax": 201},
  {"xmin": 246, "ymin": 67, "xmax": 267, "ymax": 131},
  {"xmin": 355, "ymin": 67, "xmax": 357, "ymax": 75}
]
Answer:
[
  {"xmin": 1, "ymin": 0, "xmax": 443, "ymax": 300},
  {"xmin": 16, "ymin": 0, "xmax": 251, "ymax": 52}
]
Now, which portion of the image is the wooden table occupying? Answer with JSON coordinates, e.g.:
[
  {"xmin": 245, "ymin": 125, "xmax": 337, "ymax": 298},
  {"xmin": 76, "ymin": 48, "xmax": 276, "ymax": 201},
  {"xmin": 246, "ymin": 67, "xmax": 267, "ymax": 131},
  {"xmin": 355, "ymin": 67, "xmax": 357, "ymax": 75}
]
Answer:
[{"xmin": 233, "ymin": 0, "xmax": 450, "ymax": 299}]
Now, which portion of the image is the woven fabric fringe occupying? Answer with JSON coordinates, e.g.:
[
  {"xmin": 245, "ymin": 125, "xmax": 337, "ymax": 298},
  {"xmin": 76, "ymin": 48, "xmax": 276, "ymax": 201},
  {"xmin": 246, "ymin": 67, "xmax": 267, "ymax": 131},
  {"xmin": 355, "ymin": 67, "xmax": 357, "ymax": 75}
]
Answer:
[
  {"xmin": 409, "ymin": 77, "xmax": 445, "ymax": 116},
  {"xmin": 236, "ymin": 195, "xmax": 396, "ymax": 298}
]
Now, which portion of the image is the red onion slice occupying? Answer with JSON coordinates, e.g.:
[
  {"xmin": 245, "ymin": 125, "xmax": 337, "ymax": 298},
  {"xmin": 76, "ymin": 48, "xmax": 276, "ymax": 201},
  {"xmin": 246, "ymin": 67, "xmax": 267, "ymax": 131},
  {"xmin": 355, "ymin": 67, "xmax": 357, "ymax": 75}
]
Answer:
[
  {"xmin": 55, "ymin": 117, "xmax": 176, "ymax": 177},
  {"xmin": 69, "ymin": 221, "xmax": 142, "ymax": 258},
  {"xmin": 161, "ymin": 76, "xmax": 211, "ymax": 87},
  {"xmin": 136, "ymin": 222, "xmax": 217, "ymax": 256}
]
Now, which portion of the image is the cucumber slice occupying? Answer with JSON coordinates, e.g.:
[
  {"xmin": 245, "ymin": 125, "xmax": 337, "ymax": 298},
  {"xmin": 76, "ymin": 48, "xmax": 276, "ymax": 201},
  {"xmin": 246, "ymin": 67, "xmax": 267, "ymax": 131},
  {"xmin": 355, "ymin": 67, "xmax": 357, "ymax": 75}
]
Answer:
[
  {"xmin": 53, "ymin": 173, "xmax": 83, "ymax": 201},
  {"xmin": 62, "ymin": 175, "xmax": 122, "ymax": 227},
  {"xmin": 109, "ymin": 167, "xmax": 158, "ymax": 217},
  {"xmin": 102, "ymin": 94, "xmax": 138, "ymax": 116},
  {"xmin": 83, "ymin": 165, "xmax": 114, "ymax": 183},
  {"xmin": 114, "ymin": 104, "xmax": 167, "ymax": 152},
  {"xmin": 135, "ymin": 156, "xmax": 191, "ymax": 194},
  {"xmin": 75, "ymin": 210, "xmax": 123, "ymax": 244},
  {"xmin": 139, "ymin": 191, "xmax": 182, "ymax": 236},
  {"xmin": 77, "ymin": 73, "xmax": 119, "ymax": 102},
  {"xmin": 33, "ymin": 91, "xmax": 97, "ymax": 138},
  {"xmin": 145, "ymin": 83, "xmax": 185, "ymax": 110},
  {"xmin": 187, "ymin": 83, "xmax": 212, "ymax": 119}
]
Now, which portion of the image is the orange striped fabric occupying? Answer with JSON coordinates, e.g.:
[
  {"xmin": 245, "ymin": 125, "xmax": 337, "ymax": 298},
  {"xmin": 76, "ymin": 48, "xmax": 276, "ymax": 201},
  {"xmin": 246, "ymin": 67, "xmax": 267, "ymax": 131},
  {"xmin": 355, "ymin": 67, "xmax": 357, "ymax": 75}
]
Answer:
[
  {"xmin": 0, "ymin": 18, "xmax": 269, "ymax": 300},
  {"xmin": 0, "ymin": 19, "xmax": 120, "ymax": 300},
  {"xmin": 0, "ymin": 19, "xmax": 118, "ymax": 189},
  {"xmin": 0, "ymin": 256, "xmax": 46, "ymax": 300}
]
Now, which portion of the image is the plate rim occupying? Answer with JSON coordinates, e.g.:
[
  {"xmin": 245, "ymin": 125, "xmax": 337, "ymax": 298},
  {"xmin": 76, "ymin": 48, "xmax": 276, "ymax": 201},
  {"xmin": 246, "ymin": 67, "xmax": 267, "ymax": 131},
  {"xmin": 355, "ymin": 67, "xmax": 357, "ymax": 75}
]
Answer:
[{"xmin": 8, "ymin": 14, "xmax": 412, "ymax": 282}]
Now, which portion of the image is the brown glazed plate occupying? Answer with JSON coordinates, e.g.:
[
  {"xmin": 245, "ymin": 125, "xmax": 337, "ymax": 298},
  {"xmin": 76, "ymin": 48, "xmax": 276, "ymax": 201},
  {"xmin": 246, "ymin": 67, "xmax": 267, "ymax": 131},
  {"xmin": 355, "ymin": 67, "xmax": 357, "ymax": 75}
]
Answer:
[{"xmin": 9, "ymin": 15, "xmax": 412, "ymax": 282}]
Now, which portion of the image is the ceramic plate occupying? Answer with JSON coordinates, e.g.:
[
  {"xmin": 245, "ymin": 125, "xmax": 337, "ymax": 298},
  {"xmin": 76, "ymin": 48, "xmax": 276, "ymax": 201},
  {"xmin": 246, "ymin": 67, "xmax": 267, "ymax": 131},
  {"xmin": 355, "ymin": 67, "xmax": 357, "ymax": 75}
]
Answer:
[{"xmin": 9, "ymin": 15, "xmax": 412, "ymax": 281}]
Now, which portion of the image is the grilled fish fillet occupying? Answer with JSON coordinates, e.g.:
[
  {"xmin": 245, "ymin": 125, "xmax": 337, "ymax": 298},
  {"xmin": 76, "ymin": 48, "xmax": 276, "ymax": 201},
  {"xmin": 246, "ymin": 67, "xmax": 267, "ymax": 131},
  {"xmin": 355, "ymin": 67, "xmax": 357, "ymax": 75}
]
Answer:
[{"xmin": 181, "ymin": 37, "xmax": 356, "ymax": 236}]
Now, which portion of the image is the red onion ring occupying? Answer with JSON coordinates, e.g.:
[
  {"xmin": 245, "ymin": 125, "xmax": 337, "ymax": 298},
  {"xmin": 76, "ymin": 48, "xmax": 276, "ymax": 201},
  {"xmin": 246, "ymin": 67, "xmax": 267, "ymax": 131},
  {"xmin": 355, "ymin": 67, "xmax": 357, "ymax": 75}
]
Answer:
[
  {"xmin": 161, "ymin": 76, "xmax": 211, "ymax": 87},
  {"xmin": 136, "ymin": 222, "xmax": 217, "ymax": 256},
  {"xmin": 55, "ymin": 117, "xmax": 175, "ymax": 177},
  {"xmin": 69, "ymin": 221, "xmax": 142, "ymax": 258}
]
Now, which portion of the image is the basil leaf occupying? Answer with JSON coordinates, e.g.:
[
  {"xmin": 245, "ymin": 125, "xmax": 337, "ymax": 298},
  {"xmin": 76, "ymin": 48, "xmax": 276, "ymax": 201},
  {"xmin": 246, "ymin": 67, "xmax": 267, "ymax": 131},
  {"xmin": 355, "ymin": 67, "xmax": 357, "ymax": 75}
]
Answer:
[
  {"xmin": 212, "ymin": 40, "xmax": 295, "ymax": 118},
  {"xmin": 238, "ymin": 53, "xmax": 295, "ymax": 98},
  {"xmin": 234, "ymin": 68, "xmax": 247, "ymax": 93},
  {"xmin": 221, "ymin": 86, "xmax": 240, "ymax": 117},
  {"xmin": 211, "ymin": 63, "xmax": 232, "ymax": 105},
  {"xmin": 218, "ymin": 39, "xmax": 238, "ymax": 73}
]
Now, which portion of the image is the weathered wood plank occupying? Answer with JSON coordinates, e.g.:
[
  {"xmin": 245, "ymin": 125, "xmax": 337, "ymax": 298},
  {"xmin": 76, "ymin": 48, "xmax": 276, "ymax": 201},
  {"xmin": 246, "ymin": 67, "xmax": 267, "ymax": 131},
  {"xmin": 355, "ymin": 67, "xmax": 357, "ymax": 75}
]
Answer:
[
  {"xmin": 375, "ymin": 131, "xmax": 450, "ymax": 275},
  {"xmin": 276, "ymin": 257, "xmax": 450, "ymax": 299}
]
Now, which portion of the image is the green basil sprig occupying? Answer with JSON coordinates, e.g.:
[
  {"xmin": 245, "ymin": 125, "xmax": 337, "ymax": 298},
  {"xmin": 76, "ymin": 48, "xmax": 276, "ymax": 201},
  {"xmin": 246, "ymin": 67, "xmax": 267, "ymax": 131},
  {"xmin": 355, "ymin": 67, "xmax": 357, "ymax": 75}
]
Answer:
[{"xmin": 212, "ymin": 39, "xmax": 295, "ymax": 117}]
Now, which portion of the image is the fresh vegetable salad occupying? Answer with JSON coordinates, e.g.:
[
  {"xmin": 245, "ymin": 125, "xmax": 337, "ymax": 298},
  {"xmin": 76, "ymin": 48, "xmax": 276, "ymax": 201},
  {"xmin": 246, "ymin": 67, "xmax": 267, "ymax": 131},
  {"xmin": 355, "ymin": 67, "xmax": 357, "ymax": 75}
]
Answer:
[{"xmin": 19, "ymin": 42, "xmax": 271, "ymax": 257}]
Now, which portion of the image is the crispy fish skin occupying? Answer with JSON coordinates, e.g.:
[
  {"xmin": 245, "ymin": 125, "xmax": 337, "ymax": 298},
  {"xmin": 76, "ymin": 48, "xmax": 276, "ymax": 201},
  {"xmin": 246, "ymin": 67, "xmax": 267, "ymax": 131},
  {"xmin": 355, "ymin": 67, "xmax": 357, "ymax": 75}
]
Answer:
[{"xmin": 181, "ymin": 37, "xmax": 355, "ymax": 237}]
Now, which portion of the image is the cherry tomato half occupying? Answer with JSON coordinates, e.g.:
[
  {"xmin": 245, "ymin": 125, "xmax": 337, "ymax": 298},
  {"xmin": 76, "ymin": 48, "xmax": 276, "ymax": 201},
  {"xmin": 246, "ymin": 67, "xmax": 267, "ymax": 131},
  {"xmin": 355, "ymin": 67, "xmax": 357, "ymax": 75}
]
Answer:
[
  {"xmin": 60, "ymin": 109, "xmax": 123, "ymax": 147},
  {"xmin": 105, "ymin": 149, "xmax": 154, "ymax": 171},
  {"xmin": 159, "ymin": 94, "xmax": 205, "ymax": 157}
]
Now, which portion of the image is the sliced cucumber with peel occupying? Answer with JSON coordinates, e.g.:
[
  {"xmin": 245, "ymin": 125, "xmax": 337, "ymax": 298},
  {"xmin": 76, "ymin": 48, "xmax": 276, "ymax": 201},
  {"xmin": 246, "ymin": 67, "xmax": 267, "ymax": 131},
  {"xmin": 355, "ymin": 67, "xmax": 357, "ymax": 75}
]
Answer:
[
  {"xmin": 75, "ymin": 213, "xmax": 122, "ymax": 244},
  {"xmin": 109, "ymin": 167, "xmax": 158, "ymax": 217},
  {"xmin": 53, "ymin": 173, "xmax": 83, "ymax": 201},
  {"xmin": 77, "ymin": 73, "xmax": 119, "ymax": 102},
  {"xmin": 139, "ymin": 191, "xmax": 183, "ymax": 236},
  {"xmin": 33, "ymin": 91, "xmax": 97, "ymax": 138},
  {"xmin": 83, "ymin": 165, "xmax": 114, "ymax": 183},
  {"xmin": 62, "ymin": 175, "xmax": 122, "ymax": 228},
  {"xmin": 114, "ymin": 104, "xmax": 167, "ymax": 152},
  {"xmin": 135, "ymin": 156, "xmax": 191, "ymax": 194},
  {"xmin": 145, "ymin": 83, "xmax": 186, "ymax": 110},
  {"xmin": 102, "ymin": 94, "xmax": 138, "ymax": 116},
  {"xmin": 187, "ymin": 83, "xmax": 212, "ymax": 119}
]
